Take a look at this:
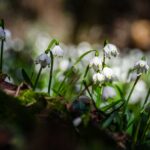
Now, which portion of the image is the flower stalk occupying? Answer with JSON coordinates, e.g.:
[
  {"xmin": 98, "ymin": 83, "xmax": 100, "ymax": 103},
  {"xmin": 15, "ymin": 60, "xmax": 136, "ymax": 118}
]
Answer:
[
  {"xmin": 0, "ymin": 19, "xmax": 5, "ymax": 73},
  {"xmin": 124, "ymin": 75, "xmax": 141, "ymax": 112},
  {"xmin": 48, "ymin": 51, "xmax": 54, "ymax": 95},
  {"xmin": 45, "ymin": 39, "xmax": 59, "ymax": 54},
  {"xmin": 0, "ymin": 39, "xmax": 4, "ymax": 73}
]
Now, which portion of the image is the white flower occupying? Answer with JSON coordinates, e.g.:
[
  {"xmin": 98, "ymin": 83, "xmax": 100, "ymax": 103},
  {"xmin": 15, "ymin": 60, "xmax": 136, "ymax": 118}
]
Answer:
[
  {"xmin": 134, "ymin": 60, "xmax": 149, "ymax": 75},
  {"xmin": 103, "ymin": 67, "xmax": 113, "ymax": 81},
  {"xmin": 89, "ymin": 56, "xmax": 102, "ymax": 71},
  {"xmin": 93, "ymin": 73, "xmax": 105, "ymax": 84},
  {"xmin": 51, "ymin": 45, "xmax": 63, "ymax": 57},
  {"xmin": 104, "ymin": 44, "xmax": 119, "ymax": 59},
  {"xmin": 102, "ymin": 86, "xmax": 116, "ymax": 100},
  {"xmin": 73, "ymin": 117, "xmax": 82, "ymax": 127},
  {"xmin": 35, "ymin": 53, "xmax": 50, "ymax": 68},
  {"xmin": 0, "ymin": 27, "xmax": 5, "ymax": 40}
]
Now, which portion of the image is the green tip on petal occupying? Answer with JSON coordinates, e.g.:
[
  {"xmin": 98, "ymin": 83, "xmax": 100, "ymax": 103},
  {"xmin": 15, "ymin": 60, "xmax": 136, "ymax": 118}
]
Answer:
[
  {"xmin": 95, "ymin": 50, "xmax": 99, "ymax": 56},
  {"xmin": 104, "ymin": 39, "xmax": 108, "ymax": 46},
  {"xmin": 141, "ymin": 56, "xmax": 146, "ymax": 61}
]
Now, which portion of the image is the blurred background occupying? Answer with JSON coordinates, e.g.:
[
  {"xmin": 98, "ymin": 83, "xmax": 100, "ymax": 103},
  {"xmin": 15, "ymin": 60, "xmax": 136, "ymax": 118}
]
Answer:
[
  {"xmin": 1, "ymin": 0, "xmax": 150, "ymax": 50},
  {"xmin": 1, "ymin": 1, "xmax": 150, "ymax": 150}
]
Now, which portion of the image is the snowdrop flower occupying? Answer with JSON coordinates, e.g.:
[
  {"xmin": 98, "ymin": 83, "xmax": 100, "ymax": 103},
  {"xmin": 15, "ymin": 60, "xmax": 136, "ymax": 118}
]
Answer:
[
  {"xmin": 51, "ymin": 45, "xmax": 63, "ymax": 57},
  {"xmin": 0, "ymin": 27, "xmax": 5, "ymax": 40},
  {"xmin": 73, "ymin": 117, "xmax": 82, "ymax": 127},
  {"xmin": 35, "ymin": 53, "xmax": 50, "ymax": 68},
  {"xmin": 134, "ymin": 60, "xmax": 149, "ymax": 75},
  {"xmin": 89, "ymin": 56, "xmax": 102, "ymax": 71},
  {"xmin": 102, "ymin": 86, "xmax": 116, "ymax": 100},
  {"xmin": 93, "ymin": 73, "xmax": 105, "ymax": 84},
  {"xmin": 104, "ymin": 44, "xmax": 119, "ymax": 59},
  {"xmin": 103, "ymin": 67, "xmax": 113, "ymax": 81}
]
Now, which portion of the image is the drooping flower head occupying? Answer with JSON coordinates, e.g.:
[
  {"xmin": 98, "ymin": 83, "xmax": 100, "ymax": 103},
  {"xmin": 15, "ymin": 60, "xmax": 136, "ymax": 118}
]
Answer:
[
  {"xmin": 102, "ymin": 86, "xmax": 116, "ymax": 100},
  {"xmin": 0, "ymin": 27, "xmax": 5, "ymax": 40},
  {"xmin": 102, "ymin": 67, "xmax": 113, "ymax": 81},
  {"xmin": 104, "ymin": 43, "xmax": 119, "ymax": 59},
  {"xmin": 89, "ymin": 56, "xmax": 102, "ymax": 71},
  {"xmin": 134, "ymin": 59, "xmax": 149, "ymax": 75},
  {"xmin": 93, "ymin": 72, "xmax": 105, "ymax": 84},
  {"xmin": 51, "ymin": 45, "xmax": 63, "ymax": 57},
  {"xmin": 35, "ymin": 53, "xmax": 50, "ymax": 68}
]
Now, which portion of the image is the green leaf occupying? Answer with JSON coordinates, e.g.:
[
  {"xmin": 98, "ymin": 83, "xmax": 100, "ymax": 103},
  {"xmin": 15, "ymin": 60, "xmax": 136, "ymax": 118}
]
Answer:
[
  {"xmin": 22, "ymin": 69, "xmax": 33, "ymax": 88},
  {"xmin": 101, "ymin": 99, "xmax": 122, "ymax": 112},
  {"xmin": 73, "ymin": 49, "xmax": 97, "ymax": 66},
  {"xmin": 102, "ymin": 113, "xmax": 115, "ymax": 128},
  {"xmin": 115, "ymin": 84, "xmax": 124, "ymax": 100}
]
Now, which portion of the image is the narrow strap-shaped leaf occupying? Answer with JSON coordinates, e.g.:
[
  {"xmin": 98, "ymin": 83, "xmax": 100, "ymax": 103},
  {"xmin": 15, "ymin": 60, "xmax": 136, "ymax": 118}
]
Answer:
[{"xmin": 22, "ymin": 69, "xmax": 33, "ymax": 88}]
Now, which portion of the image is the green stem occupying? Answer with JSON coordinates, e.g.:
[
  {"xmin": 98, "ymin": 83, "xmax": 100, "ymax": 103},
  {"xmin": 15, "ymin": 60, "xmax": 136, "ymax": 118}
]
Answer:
[
  {"xmin": 0, "ymin": 39, "xmax": 4, "ymax": 73},
  {"xmin": 45, "ymin": 39, "xmax": 59, "ymax": 54},
  {"xmin": 102, "ymin": 49, "xmax": 105, "ymax": 70},
  {"xmin": 132, "ymin": 118, "xmax": 141, "ymax": 149},
  {"xmin": 141, "ymin": 112, "xmax": 150, "ymax": 142},
  {"xmin": 142, "ymin": 87, "xmax": 150, "ymax": 109},
  {"xmin": 79, "ymin": 65, "xmax": 90, "ymax": 94},
  {"xmin": 33, "ymin": 66, "xmax": 42, "ymax": 90},
  {"xmin": 48, "ymin": 51, "xmax": 54, "ymax": 95},
  {"xmin": 83, "ymin": 80, "xmax": 95, "ymax": 108},
  {"xmin": 83, "ymin": 80, "xmax": 106, "ymax": 117},
  {"xmin": 124, "ymin": 75, "xmax": 141, "ymax": 110}
]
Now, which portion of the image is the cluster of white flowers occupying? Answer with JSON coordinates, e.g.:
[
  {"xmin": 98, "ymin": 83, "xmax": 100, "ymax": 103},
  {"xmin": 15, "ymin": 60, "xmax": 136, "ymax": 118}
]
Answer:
[
  {"xmin": 92, "ymin": 67, "xmax": 114, "ymax": 84},
  {"xmin": 90, "ymin": 43, "xmax": 118, "ymax": 85}
]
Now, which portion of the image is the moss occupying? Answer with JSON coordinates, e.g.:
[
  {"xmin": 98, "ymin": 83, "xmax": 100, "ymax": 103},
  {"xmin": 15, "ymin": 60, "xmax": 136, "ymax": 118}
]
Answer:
[
  {"xmin": 0, "ymin": 90, "xmax": 35, "ymax": 132},
  {"xmin": 18, "ymin": 89, "xmax": 48, "ymax": 106}
]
